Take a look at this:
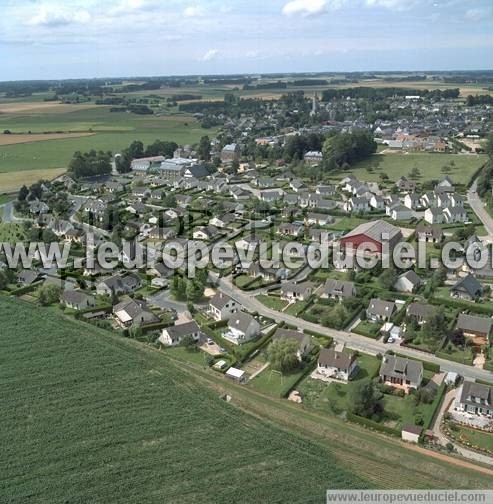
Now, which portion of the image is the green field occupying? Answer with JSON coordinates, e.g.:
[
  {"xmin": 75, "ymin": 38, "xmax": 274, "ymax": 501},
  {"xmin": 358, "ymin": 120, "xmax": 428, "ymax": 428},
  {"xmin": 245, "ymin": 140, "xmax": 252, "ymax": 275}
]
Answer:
[
  {"xmin": 346, "ymin": 152, "xmax": 487, "ymax": 185},
  {"xmin": 0, "ymin": 295, "xmax": 371, "ymax": 502},
  {"xmin": 0, "ymin": 105, "xmax": 217, "ymax": 175}
]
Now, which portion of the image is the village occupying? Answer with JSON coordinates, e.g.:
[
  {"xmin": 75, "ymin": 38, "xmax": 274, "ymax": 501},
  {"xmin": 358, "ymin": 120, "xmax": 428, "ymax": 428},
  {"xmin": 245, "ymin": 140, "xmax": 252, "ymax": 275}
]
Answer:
[{"xmin": 1, "ymin": 88, "xmax": 493, "ymax": 468}]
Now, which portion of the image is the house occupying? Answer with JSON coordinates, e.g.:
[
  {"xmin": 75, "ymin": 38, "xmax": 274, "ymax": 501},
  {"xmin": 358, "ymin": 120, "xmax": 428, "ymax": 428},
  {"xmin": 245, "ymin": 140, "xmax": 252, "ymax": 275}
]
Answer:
[
  {"xmin": 454, "ymin": 381, "xmax": 493, "ymax": 418},
  {"xmin": 280, "ymin": 281, "xmax": 314, "ymax": 302},
  {"xmin": 221, "ymin": 143, "xmax": 240, "ymax": 162},
  {"xmin": 60, "ymin": 290, "xmax": 95, "ymax": 311},
  {"xmin": 273, "ymin": 329, "xmax": 311, "ymax": 359},
  {"xmin": 113, "ymin": 299, "xmax": 159, "ymax": 327},
  {"xmin": 159, "ymin": 320, "xmax": 201, "ymax": 346},
  {"xmin": 321, "ymin": 279, "xmax": 356, "ymax": 301},
  {"xmin": 254, "ymin": 176, "xmax": 274, "ymax": 188},
  {"xmin": 132, "ymin": 187, "xmax": 151, "ymax": 200},
  {"xmin": 340, "ymin": 220, "xmax": 403, "ymax": 254},
  {"xmin": 402, "ymin": 425, "xmax": 422, "ymax": 444},
  {"xmin": 126, "ymin": 202, "xmax": 147, "ymax": 216},
  {"xmin": 283, "ymin": 194, "xmax": 299, "ymax": 206},
  {"xmin": 305, "ymin": 213, "xmax": 333, "ymax": 226},
  {"xmin": 456, "ymin": 313, "xmax": 493, "ymax": 342},
  {"xmin": 209, "ymin": 213, "xmax": 236, "ymax": 229},
  {"xmin": 316, "ymin": 346, "xmax": 357, "ymax": 382},
  {"xmin": 415, "ymin": 224, "xmax": 443, "ymax": 243},
  {"xmin": 223, "ymin": 312, "xmax": 261, "ymax": 345},
  {"xmin": 303, "ymin": 151, "xmax": 323, "ymax": 164},
  {"xmin": 278, "ymin": 223, "xmax": 304, "ymax": 238},
  {"xmin": 316, "ymin": 185, "xmax": 336, "ymax": 196},
  {"xmin": 436, "ymin": 175, "xmax": 455, "ymax": 192},
  {"xmin": 443, "ymin": 206, "xmax": 467, "ymax": 224},
  {"xmin": 158, "ymin": 158, "xmax": 190, "ymax": 179},
  {"xmin": 289, "ymin": 179, "xmax": 306, "ymax": 192},
  {"xmin": 344, "ymin": 197, "xmax": 370, "ymax": 213},
  {"xmin": 424, "ymin": 208, "xmax": 444, "ymax": 225},
  {"xmin": 390, "ymin": 205, "xmax": 413, "ymax": 221},
  {"xmin": 366, "ymin": 298, "xmax": 396, "ymax": 322},
  {"xmin": 260, "ymin": 190, "xmax": 283, "ymax": 203},
  {"xmin": 193, "ymin": 226, "xmax": 218, "ymax": 241},
  {"xmin": 404, "ymin": 193, "xmax": 420, "ymax": 210},
  {"xmin": 248, "ymin": 262, "xmax": 289, "ymax": 282},
  {"xmin": 406, "ymin": 302, "xmax": 436, "ymax": 325},
  {"xmin": 209, "ymin": 292, "xmax": 239, "ymax": 321},
  {"xmin": 396, "ymin": 177, "xmax": 416, "ymax": 192},
  {"xmin": 96, "ymin": 273, "xmax": 141, "ymax": 296},
  {"xmin": 369, "ymin": 194, "xmax": 385, "ymax": 210},
  {"xmin": 17, "ymin": 269, "xmax": 41, "ymax": 286},
  {"xmin": 379, "ymin": 355, "xmax": 423, "ymax": 393},
  {"xmin": 450, "ymin": 274, "xmax": 483, "ymax": 301},
  {"xmin": 449, "ymin": 194, "xmax": 464, "ymax": 208},
  {"xmin": 394, "ymin": 270, "xmax": 422, "ymax": 293},
  {"xmin": 184, "ymin": 164, "xmax": 209, "ymax": 179}
]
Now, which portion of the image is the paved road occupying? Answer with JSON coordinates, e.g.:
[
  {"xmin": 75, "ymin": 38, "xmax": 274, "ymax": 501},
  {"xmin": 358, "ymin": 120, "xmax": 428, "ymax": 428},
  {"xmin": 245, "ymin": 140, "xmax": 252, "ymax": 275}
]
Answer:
[
  {"xmin": 467, "ymin": 181, "xmax": 493, "ymax": 240},
  {"xmin": 217, "ymin": 275, "xmax": 493, "ymax": 383}
]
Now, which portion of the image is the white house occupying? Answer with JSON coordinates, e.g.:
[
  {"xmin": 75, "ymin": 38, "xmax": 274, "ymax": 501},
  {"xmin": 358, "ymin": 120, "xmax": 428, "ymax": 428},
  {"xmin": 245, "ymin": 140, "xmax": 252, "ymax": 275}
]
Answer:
[
  {"xmin": 209, "ymin": 292, "xmax": 239, "ymax": 321},
  {"xmin": 424, "ymin": 208, "xmax": 444, "ymax": 224},
  {"xmin": 159, "ymin": 321, "xmax": 201, "ymax": 346},
  {"xmin": 390, "ymin": 205, "xmax": 413, "ymax": 221},
  {"xmin": 316, "ymin": 346, "xmax": 357, "ymax": 382},
  {"xmin": 393, "ymin": 270, "xmax": 422, "ymax": 293},
  {"xmin": 443, "ymin": 206, "xmax": 467, "ymax": 224},
  {"xmin": 223, "ymin": 312, "xmax": 261, "ymax": 345}
]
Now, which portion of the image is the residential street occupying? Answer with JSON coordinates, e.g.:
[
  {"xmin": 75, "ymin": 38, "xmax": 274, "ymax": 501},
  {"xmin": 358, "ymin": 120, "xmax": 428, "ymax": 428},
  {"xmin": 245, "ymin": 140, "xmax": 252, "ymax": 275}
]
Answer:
[
  {"xmin": 217, "ymin": 275, "xmax": 493, "ymax": 383},
  {"xmin": 468, "ymin": 180, "xmax": 493, "ymax": 240}
]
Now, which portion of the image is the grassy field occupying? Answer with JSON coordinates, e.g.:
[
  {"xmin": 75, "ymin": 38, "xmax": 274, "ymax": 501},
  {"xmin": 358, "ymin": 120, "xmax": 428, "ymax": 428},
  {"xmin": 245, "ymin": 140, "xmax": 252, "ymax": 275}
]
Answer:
[
  {"xmin": 0, "ymin": 295, "xmax": 371, "ymax": 502},
  {"xmin": 346, "ymin": 152, "xmax": 487, "ymax": 185},
  {"xmin": 448, "ymin": 425, "xmax": 493, "ymax": 454},
  {"xmin": 0, "ymin": 222, "xmax": 26, "ymax": 243},
  {"xmin": 0, "ymin": 105, "xmax": 217, "ymax": 177}
]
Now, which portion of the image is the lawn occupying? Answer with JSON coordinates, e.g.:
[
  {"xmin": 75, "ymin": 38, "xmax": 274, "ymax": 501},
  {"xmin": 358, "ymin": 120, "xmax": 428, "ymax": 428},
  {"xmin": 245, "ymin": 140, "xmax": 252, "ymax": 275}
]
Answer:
[
  {"xmin": 0, "ymin": 295, "xmax": 369, "ymax": 502},
  {"xmin": 447, "ymin": 425, "xmax": 493, "ymax": 454},
  {"xmin": 348, "ymin": 152, "xmax": 487, "ymax": 185},
  {"xmin": 249, "ymin": 363, "xmax": 307, "ymax": 397},
  {"xmin": 0, "ymin": 105, "xmax": 218, "ymax": 176},
  {"xmin": 297, "ymin": 353, "xmax": 382, "ymax": 413},
  {"xmin": 256, "ymin": 294, "xmax": 289, "ymax": 311},
  {"xmin": 353, "ymin": 321, "xmax": 381, "ymax": 339},
  {"xmin": 0, "ymin": 222, "xmax": 26, "ymax": 243}
]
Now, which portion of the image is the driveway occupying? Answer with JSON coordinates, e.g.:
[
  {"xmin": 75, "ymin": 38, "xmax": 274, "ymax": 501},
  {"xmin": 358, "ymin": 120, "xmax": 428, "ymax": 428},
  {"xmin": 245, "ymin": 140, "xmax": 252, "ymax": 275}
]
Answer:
[{"xmin": 146, "ymin": 290, "xmax": 187, "ymax": 313}]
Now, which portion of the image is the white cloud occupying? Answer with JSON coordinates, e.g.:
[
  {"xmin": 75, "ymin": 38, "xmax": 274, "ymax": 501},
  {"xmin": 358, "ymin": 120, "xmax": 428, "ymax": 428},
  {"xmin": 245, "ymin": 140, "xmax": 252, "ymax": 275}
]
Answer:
[
  {"xmin": 27, "ymin": 6, "xmax": 91, "ymax": 27},
  {"xmin": 245, "ymin": 50, "xmax": 258, "ymax": 58},
  {"xmin": 201, "ymin": 48, "xmax": 219, "ymax": 61},
  {"xmin": 465, "ymin": 8, "xmax": 491, "ymax": 22},
  {"xmin": 183, "ymin": 5, "xmax": 206, "ymax": 18},
  {"xmin": 282, "ymin": 0, "xmax": 328, "ymax": 17},
  {"xmin": 366, "ymin": 0, "xmax": 415, "ymax": 10},
  {"xmin": 109, "ymin": 0, "xmax": 158, "ymax": 17}
]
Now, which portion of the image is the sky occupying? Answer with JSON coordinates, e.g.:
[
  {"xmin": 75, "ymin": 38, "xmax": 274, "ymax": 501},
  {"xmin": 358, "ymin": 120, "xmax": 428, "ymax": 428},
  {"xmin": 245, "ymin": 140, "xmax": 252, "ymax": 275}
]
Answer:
[{"xmin": 1, "ymin": 0, "xmax": 492, "ymax": 81}]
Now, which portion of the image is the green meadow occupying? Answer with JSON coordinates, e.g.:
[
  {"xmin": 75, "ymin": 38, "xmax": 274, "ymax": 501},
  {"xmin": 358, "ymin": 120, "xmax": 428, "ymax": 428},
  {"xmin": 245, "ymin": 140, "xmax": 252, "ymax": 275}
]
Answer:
[{"xmin": 0, "ymin": 105, "xmax": 217, "ymax": 174}]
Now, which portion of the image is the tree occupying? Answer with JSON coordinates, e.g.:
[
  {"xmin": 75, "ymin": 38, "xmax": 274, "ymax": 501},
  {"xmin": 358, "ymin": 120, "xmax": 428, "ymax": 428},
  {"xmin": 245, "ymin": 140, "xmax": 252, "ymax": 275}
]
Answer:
[
  {"xmin": 115, "ymin": 152, "xmax": 132, "ymax": 174},
  {"xmin": 266, "ymin": 339, "xmax": 300, "ymax": 373},
  {"xmin": 38, "ymin": 284, "xmax": 61, "ymax": 306},
  {"xmin": 198, "ymin": 135, "xmax": 211, "ymax": 161},
  {"xmin": 408, "ymin": 166, "xmax": 421, "ymax": 180},
  {"xmin": 348, "ymin": 379, "xmax": 384, "ymax": 419},
  {"xmin": 171, "ymin": 276, "xmax": 187, "ymax": 300},
  {"xmin": 378, "ymin": 268, "xmax": 395, "ymax": 290},
  {"xmin": 128, "ymin": 140, "xmax": 144, "ymax": 159},
  {"xmin": 181, "ymin": 334, "xmax": 197, "ymax": 350},
  {"xmin": 41, "ymin": 228, "xmax": 58, "ymax": 243},
  {"xmin": 186, "ymin": 279, "xmax": 204, "ymax": 302},
  {"xmin": 485, "ymin": 133, "xmax": 493, "ymax": 161},
  {"xmin": 18, "ymin": 185, "xmax": 29, "ymax": 201}
]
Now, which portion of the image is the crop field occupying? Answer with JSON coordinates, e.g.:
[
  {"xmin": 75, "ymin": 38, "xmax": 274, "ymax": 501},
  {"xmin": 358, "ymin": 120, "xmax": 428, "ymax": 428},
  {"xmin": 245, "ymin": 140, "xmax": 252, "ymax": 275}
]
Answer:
[
  {"xmin": 344, "ymin": 152, "xmax": 487, "ymax": 185},
  {"xmin": 0, "ymin": 296, "xmax": 369, "ymax": 503},
  {"xmin": 0, "ymin": 104, "xmax": 218, "ymax": 178}
]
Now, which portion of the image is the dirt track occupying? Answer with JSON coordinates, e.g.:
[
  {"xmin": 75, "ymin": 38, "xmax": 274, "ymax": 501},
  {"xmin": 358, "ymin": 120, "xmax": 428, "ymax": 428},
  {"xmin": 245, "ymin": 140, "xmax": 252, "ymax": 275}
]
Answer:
[{"xmin": 0, "ymin": 132, "xmax": 94, "ymax": 146}]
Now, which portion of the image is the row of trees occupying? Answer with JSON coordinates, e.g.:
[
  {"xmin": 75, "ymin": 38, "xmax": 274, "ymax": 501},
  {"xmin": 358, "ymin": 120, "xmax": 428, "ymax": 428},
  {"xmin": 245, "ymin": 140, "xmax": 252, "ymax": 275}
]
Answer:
[
  {"xmin": 69, "ymin": 150, "xmax": 112, "ymax": 179},
  {"xmin": 322, "ymin": 129, "xmax": 377, "ymax": 170}
]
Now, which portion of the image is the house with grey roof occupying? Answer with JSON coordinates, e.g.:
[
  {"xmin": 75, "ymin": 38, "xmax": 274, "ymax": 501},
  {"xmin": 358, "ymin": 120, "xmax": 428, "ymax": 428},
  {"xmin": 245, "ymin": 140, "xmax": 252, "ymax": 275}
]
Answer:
[
  {"xmin": 113, "ymin": 299, "xmax": 159, "ymax": 327},
  {"xmin": 209, "ymin": 292, "xmax": 239, "ymax": 321},
  {"xmin": 454, "ymin": 381, "xmax": 493, "ymax": 418},
  {"xmin": 321, "ymin": 279, "xmax": 356, "ymax": 301},
  {"xmin": 273, "ymin": 328, "xmax": 311, "ymax": 360},
  {"xmin": 450, "ymin": 274, "xmax": 483, "ymax": 302},
  {"xmin": 96, "ymin": 273, "xmax": 141, "ymax": 296},
  {"xmin": 60, "ymin": 290, "xmax": 95, "ymax": 311},
  {"xmin": 280, "ymin": 281, "xmax": 315, "ymax": 302},
  {"xmin": 159, "ymin": 320, "xmax": 201, "ymax": 346},
  {"xmin": 406, "ymin": 302, "xmax": 436, "ymax": 325},
  {"xmin": 456, "ymin": 313, "xmax": 493, "ymax": 341},
  {"xmin": 316, "ymin": 346, "xmax": 357, "ymax": 382},
  {"xmin": 366, "ymin": 298, "xmax": 396, "ymax": 322},
  {"xmin": 379, "ymin": 355, "xmax": 423, "ymax": 393},
  {"xmin": 394, "ymin": 270, "xmax": 422, "ymax": 293},
  {"xmin": 224, "ymin": 312, "xmax": 260, "ymax": 345}
]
